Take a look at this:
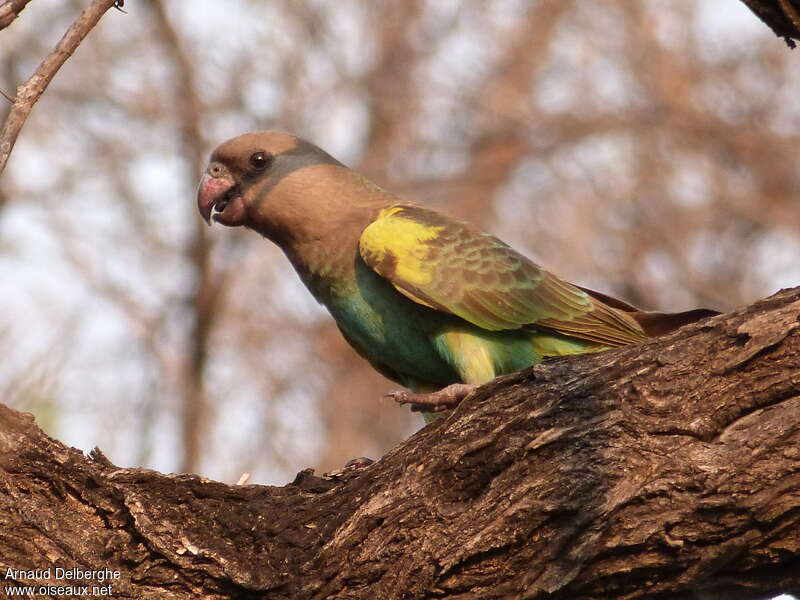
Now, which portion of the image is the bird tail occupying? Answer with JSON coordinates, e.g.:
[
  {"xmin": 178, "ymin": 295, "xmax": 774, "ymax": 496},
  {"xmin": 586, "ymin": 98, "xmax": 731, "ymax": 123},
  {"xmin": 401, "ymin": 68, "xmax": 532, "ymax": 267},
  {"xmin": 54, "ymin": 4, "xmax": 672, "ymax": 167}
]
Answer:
[
  {"xmin": 627, "ymin": 308, "xmax": 720, "ymax": 337},
  {"xmin": 576, "ymin": 285, "xmax": 720, "ymax": 337}
]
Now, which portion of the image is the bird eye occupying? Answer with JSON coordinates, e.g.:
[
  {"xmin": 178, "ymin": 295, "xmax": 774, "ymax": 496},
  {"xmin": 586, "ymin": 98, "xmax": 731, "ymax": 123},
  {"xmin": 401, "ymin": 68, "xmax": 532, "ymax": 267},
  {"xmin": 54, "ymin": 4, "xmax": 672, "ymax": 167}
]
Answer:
[{"xmin": 249, "ymin": 151, "xmax": 272, "ymax": 170}]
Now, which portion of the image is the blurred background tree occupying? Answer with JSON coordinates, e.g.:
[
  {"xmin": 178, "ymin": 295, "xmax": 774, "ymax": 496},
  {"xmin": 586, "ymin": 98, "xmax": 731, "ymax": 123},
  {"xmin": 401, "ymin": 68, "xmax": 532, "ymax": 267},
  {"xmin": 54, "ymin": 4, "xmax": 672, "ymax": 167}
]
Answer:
[{"xmin": 2, "ymin": 0, "xmax": 799, "ymax": 484}]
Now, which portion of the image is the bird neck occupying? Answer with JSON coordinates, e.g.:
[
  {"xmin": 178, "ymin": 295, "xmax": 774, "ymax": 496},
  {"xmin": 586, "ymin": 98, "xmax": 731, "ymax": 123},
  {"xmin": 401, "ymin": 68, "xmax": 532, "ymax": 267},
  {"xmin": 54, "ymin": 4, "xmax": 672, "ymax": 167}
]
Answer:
[
  {"xmin": 284, "ymin": 234, "xmax": 359, "ymax": 303},
  {"xmin": 249, "ymin": 165, "xmax": 395, "ymax": 302}
]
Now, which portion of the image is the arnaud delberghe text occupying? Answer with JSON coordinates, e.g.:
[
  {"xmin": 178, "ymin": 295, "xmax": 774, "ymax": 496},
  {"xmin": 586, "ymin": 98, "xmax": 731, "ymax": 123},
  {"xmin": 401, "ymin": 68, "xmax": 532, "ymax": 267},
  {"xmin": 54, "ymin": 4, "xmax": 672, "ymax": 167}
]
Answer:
[{"xmin": 4, "ymin": 567, "xmax": 122, "ymax": 583}]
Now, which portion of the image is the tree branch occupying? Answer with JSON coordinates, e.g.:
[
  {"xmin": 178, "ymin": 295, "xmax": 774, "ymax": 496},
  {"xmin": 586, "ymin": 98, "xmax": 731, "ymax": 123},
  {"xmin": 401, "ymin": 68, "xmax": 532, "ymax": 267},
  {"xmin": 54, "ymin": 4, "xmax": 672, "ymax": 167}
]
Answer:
[
  {"xmin": 740, "ymin": 0, "xmax": 800, "ymax": 47},
  {"xmin": 2, "ymin": 288, "xmax": 800, "ymax": 599},
  {"xmin": 0, "ymin": 0, "xmax": 120, "ymax": 177},
  {"xmin": 0, "ymin": 0, "xmax": 34, "ymax": 31}
]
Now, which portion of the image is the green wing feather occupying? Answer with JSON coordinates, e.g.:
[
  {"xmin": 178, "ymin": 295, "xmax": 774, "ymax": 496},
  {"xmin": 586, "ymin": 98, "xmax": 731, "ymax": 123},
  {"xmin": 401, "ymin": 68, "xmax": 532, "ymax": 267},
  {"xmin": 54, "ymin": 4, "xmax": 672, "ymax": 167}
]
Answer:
[{"xmin": 359, "ymin": 204, "xmax": 646, "ymax": 347}]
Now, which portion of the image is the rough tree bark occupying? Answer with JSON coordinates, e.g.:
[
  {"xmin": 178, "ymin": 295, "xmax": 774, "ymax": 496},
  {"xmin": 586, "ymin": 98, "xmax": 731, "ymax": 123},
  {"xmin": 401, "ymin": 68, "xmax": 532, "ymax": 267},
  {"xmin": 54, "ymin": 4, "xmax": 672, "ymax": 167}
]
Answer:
[{"xmin": 1, "ymin": 287, "xmax": 800, "ymax": 600}]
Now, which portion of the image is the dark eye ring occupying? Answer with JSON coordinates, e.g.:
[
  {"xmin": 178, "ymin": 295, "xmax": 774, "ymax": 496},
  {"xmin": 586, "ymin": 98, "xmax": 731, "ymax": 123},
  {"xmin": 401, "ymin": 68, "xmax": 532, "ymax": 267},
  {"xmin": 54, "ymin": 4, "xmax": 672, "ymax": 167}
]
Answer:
[{"xmin": 249, "ymin": 151, "xmax": 272, "ymax": 170}]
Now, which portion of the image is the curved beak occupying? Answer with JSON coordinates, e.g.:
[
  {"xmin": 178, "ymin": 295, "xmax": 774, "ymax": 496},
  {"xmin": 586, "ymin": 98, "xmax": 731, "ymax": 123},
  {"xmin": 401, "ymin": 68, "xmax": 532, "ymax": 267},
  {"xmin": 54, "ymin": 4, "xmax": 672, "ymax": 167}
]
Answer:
[{"xmin": 197, "ymin": 172, "xmax": 235, "ymax": 225}]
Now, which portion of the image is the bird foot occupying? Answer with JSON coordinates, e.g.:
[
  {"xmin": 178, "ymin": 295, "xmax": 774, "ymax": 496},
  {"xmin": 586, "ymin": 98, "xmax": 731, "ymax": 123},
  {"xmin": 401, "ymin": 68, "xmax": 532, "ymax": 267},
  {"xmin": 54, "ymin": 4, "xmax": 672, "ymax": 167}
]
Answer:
[{"xmin": 385, "ymin": 383, "xmax": 478, "ymax": 413}]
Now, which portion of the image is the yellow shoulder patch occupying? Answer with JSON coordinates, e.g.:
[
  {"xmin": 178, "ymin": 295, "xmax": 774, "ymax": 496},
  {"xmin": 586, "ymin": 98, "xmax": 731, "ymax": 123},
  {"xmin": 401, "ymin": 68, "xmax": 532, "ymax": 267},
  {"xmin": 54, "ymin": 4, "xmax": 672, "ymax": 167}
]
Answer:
[{"xmin": 359, "ymin": 206, "xmax": 444, "ymax": 289}]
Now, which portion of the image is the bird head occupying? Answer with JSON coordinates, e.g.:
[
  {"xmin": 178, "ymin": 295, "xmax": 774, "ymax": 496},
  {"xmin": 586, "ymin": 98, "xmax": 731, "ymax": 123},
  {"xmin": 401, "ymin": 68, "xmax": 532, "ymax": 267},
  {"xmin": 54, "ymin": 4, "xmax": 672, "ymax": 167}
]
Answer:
[
  {"xmin": 197, "ymin": 131, "xmax": 343, "ymax": 230},
  {"xmin": 198, "ymin": 131, "xmax": 395, "ymax": 254}
]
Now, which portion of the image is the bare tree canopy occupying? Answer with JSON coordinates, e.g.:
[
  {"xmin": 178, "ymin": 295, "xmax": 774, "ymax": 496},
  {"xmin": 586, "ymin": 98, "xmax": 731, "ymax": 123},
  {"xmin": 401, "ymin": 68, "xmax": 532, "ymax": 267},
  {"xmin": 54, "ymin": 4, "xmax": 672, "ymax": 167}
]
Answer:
[{"xmin": 2, "ymin": 287, "xmax": 799, "ymax": 599}]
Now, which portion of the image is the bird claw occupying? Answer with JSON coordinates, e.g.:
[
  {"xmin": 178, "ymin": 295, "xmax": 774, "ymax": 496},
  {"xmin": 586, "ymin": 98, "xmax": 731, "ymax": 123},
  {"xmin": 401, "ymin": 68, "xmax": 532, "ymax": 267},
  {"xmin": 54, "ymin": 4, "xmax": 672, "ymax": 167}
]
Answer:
[
  {"xmin": 384, "ymin": 383, "xmax": 478, "ymax": 412},
  {"xmin": 383, "ymin": 392, "xmax": 438, "ymax": 413},
  {"xmin": 383, "ymin": 390, "xmax": 411, "ymax": 404}
]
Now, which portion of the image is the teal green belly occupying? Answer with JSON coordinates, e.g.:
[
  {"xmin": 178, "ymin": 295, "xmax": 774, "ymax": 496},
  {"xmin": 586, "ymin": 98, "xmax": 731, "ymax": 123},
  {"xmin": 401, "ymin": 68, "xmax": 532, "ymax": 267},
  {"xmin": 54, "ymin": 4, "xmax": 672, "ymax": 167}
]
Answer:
[
  {"xmin": 327, "ymin": 262, "xmax": 460, "ymax": 386},
  {"xmin": 322, "ymin": 260, "xmax": 593, "ymax": 389}
]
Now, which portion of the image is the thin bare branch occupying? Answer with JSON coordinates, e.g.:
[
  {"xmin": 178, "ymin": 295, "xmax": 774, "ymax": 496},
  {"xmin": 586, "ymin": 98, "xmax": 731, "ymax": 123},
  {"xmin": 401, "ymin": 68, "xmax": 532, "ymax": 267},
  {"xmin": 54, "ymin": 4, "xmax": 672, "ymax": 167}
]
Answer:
[
  {"xmin": 0, "ymin": 0, "xmax": 34, "ymax": 30},
  {"xmin": 740, "ymin": 0, "xmax": 800, "ymax": 47},
  {"xmin": 779, "ymin": 0, "xmax": 800, "ymax": 31},
  {"xmin": 0, "ymin": 0, "xmax": 120, "ymax": 176}
]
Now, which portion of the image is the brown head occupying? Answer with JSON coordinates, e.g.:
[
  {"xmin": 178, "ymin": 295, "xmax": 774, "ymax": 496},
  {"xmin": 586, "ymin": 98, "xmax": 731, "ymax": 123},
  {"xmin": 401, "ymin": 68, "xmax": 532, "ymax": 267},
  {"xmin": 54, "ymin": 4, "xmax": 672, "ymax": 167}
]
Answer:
[{"xmin": 197, "ymin": 131, "xmax": 389, "ymax": 247}]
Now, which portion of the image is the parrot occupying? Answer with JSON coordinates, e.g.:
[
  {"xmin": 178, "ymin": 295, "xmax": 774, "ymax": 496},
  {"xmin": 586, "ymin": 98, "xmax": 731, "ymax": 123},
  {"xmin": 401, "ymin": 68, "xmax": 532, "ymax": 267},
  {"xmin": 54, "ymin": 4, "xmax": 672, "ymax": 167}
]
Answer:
[{"xmin": 197, "ymin": 131, "xmax": 718, "ymax": 416}]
